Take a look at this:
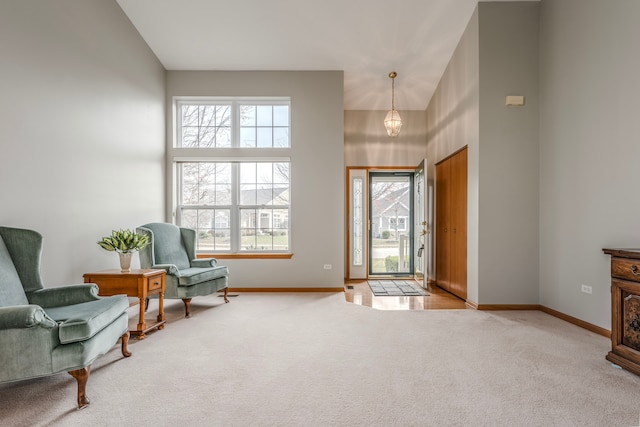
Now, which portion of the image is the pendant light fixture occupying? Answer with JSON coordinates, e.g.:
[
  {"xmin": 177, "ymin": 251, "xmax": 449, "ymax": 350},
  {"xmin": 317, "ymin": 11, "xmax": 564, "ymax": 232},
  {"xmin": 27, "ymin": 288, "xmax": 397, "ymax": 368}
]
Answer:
[{"xmin": 384, "ymin": 71, "xmax": 402, "ymax": 137}]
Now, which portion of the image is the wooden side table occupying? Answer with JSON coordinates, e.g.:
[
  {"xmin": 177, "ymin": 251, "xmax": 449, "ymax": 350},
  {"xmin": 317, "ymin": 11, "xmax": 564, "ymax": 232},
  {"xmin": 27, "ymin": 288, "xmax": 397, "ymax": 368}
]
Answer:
[{"xmin": 83, "ymin": 269, "xmax": 166, "ymax": 339}]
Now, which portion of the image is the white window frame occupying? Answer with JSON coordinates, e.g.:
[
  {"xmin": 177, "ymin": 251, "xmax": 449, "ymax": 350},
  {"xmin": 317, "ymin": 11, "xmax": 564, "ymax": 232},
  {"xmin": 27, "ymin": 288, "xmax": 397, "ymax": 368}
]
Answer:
[
  {"xmin": 175, "ymin": 98, "xmax": 291, "ymax": 149},
  {"xmin": 170, "ymin": 97, "xmax": 292, "ymax": 254}
]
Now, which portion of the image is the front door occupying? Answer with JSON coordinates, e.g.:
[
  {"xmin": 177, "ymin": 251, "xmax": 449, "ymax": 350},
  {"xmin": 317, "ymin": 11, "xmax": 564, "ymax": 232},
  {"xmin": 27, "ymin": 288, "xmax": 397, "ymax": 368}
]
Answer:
[{"xmin": 369, "ymin": 172, "xmax": 413, "ymax": 276}]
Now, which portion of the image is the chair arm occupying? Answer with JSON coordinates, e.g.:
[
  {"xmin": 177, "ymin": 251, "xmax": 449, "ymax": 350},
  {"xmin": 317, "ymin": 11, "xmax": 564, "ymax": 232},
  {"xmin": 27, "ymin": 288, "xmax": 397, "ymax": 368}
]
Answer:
[
  {"xmin": 151, "ymin": 263, "xmax": 180, "ymax": 276},
  {"xmin": 0, "ymin": 305, "xmax": 56, "ymax": 330},
  {"xmin": 27, "ymin": 284, "xmax": 100, "ymax": 308},
  {"xmin": 191, "ymin": 258, "xmax": 218, "ymax": 268}
]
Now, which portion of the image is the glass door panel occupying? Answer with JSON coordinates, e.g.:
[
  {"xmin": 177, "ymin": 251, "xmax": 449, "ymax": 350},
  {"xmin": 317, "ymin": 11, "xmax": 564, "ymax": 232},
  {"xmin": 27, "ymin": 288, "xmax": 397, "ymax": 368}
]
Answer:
[
  {"xmin": 369, "ymin": 172, "xmax": 413, "ymax": 276},
  {"xmin": 414, "ymin": 159, "xmax": 430, "ymax": 288},
  {"xmin": 348, "ymin": 169, "xmax": 367, "ymax": 279},
  {"xmin": 414, "ymin": 161, "xmax": 425, "ymax": 284}
]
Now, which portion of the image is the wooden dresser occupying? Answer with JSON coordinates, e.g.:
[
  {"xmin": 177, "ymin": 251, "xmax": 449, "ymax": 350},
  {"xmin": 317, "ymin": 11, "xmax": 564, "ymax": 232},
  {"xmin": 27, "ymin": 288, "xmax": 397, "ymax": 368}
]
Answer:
[{"xmin": 602, "ymin": 248, "xmax": 640, "ymax": 376}]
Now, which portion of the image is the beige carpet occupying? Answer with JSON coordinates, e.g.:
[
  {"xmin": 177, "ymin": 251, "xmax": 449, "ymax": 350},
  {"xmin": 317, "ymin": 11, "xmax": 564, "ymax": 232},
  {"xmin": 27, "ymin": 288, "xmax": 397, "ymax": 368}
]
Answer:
[{"xmin": 1, "ymin": 292, "xmax": 640, "ymax": 426}]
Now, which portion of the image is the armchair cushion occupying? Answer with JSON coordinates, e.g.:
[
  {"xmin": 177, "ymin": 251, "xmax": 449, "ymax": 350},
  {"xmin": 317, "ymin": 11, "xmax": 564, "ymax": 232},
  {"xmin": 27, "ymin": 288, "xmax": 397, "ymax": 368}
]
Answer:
[
  {"xmin": 44, "ymin": 295, "xmax": 129, "ymax": 344},
  {"xmin": 0, "ymin": 237, "xmax": 28, "ymax": 307},
  {"xmin": 177, "ymin": 265, "xmax": 229, "ymax": 286}
]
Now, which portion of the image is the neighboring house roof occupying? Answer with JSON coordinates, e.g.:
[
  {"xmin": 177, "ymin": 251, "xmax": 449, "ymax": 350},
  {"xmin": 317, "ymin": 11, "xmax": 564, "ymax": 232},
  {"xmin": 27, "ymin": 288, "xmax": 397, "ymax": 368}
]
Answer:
[
  {"xmin": 372, "ymin": 186, "xmax": 410, "ymax": 217},
  {"xmin": 240, "ymin": 187, "xmax": 289, "ymax": 206}
]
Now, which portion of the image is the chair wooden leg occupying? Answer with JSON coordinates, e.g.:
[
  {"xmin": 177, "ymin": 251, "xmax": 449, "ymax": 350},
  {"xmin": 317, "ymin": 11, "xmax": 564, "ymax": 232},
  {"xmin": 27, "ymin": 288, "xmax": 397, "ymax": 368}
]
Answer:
[
  {"xmin": 224, "ymin": 287, "xmax": 230, "ymax": 303},
  {"xmin": 182, "ymin": 298, "xmax": 192, "ymax": 318},
  {"xmin": 68, "ymin": 366, "xmax": 91, "ymax": 409},
  {"xmin": 121, "ymin": 331, "xmax": 132, "ymax": 357}
]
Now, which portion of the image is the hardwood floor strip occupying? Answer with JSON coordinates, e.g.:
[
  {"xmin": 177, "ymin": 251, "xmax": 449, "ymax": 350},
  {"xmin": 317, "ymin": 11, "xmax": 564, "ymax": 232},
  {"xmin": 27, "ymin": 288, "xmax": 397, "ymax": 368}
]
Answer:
[{"xmin": 345, "ymin": 280, "xmax": 466, "ymax": 310}]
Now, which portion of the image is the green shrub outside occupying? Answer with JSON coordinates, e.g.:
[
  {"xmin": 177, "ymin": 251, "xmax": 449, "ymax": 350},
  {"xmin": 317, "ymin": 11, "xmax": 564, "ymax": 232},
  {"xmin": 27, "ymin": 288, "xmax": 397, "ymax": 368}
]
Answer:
[{"xmin": 385, "ymin": 255, "xmax": 398, "ymax": 272}]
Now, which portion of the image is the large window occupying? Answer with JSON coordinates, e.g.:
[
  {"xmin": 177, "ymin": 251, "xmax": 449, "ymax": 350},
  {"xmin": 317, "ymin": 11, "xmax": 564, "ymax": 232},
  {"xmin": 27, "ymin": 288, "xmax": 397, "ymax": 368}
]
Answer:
[{"xmin": 173, "ymin": 98, "xmax": 291, "ymax": 253}]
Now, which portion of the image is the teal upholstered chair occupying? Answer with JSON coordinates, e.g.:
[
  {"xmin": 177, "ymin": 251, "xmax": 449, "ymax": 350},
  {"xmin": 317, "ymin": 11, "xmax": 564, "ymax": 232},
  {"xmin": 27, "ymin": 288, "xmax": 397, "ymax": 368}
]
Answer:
[
  {"xmin": 0, "ymin": 226, "xmax": 131, "ymax": 409},
  {"xmin": 137, "ymin": 223, "xmax": 229, "ymax": 317}
]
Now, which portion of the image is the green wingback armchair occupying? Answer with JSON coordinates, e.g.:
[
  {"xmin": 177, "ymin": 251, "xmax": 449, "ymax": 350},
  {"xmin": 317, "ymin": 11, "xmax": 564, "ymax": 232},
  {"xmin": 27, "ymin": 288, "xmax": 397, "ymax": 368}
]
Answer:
[
  {"xmin": 0, "ymin": 226, "xmax": 131, "ymax": 409},
  {"xmin": 137, "ymin": 222, "xmax": 229, "ymax": 317}
]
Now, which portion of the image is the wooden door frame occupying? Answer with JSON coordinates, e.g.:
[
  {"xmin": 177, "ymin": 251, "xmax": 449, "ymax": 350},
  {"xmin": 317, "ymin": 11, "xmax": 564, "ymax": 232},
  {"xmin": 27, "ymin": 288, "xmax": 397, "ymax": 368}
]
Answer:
[{"xmin": 345, "ymin": 166, "xmax": 416, "ymax": 280}]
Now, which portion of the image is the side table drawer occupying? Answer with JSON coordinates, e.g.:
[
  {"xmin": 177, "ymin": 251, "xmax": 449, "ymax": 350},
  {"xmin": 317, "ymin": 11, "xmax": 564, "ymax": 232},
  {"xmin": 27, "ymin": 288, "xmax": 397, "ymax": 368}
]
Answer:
[
  {"xmin": 612, "ymin": 258, "xmax": 640, "ymax": 283},
  {"xmin": 148, "ymin": 275, "xmax": 163, "ymax": 291}
]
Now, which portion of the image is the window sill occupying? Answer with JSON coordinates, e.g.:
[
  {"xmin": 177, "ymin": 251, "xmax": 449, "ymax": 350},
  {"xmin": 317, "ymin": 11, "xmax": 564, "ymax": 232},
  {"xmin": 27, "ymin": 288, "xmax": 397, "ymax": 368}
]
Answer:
[{"xmin": 197, "ymin": 253, "xmax": 293, "ymax": 260}]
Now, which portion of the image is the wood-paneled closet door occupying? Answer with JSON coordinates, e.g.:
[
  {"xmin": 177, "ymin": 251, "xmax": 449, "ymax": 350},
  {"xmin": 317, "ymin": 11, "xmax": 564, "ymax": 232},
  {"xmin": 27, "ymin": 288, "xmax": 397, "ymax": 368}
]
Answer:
[
  {"xmin": 435, "ymin": 147, "xmax": 467, "ymax": 300},
  {"xmin": 435, "ymin": 159, "xmax": 451, "ymax": 291}
]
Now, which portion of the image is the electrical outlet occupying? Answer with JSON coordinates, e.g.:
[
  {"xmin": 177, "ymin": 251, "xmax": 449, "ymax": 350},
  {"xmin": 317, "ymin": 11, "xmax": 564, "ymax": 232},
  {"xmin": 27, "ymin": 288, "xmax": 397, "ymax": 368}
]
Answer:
[
  {"xmin": 581, "ymin": 284, "xmax": 592, "ymax": 294},
  {"xmin": 323, "ymin": 264, "xmax": 332, "ymax": 270}
]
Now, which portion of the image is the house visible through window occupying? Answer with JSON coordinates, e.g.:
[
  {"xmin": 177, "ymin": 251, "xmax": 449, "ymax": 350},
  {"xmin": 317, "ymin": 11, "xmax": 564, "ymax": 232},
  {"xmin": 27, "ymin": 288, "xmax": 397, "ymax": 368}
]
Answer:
[
  {"xmin": 389, "ymin": 217, "xmax": 407, "ymax": 231},
  {"xmin": 172, "ymin": 98, "xmax": 291, "ymax": 253}
]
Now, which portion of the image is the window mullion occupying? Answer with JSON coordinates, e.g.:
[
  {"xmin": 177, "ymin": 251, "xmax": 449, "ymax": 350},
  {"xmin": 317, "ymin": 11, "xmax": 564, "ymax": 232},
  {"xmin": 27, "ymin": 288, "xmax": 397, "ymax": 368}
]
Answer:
[
  {"xmin": 175, "ymin": 162, "xmax": 184, "ymax": 224},
  {"xmin": 176, "ymin": 102, "xmax": 183, "ymax": 149},
  {"xmin": 231, "ymin": 162, "xmax": 240, "ymax": 252},
  {"xmin": 232, "ymin": 100, "xmax": 239, "ymax": 149}
]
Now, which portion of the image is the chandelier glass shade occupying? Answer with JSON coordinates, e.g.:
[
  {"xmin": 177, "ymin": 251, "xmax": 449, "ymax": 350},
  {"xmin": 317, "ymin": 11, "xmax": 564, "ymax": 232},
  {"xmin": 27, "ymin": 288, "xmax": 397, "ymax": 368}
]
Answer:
[{"xmin": 384, "ymin": 71, "xmax": 402, "ymax": 137}]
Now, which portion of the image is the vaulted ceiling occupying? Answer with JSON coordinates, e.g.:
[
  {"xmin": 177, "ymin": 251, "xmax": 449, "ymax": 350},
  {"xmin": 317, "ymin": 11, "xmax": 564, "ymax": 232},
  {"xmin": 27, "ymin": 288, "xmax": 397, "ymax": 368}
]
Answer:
[{"xmin": 117, "ymin": 0, "xmax": 536, "ymax": 110}]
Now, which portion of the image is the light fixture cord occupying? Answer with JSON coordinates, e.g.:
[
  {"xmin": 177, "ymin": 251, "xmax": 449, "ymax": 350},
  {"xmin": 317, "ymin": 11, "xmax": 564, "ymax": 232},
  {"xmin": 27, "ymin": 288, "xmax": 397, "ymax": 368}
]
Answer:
[{"xmin": 391, "ymin": 76, "xmax": 395, "ymax": 111}]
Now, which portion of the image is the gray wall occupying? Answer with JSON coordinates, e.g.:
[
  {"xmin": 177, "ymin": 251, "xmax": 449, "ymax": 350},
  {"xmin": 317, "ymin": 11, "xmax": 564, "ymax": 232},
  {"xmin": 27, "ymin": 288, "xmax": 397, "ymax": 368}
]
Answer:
[
  {"xmin": 426, "ymin": 2, "xmax": 539, "ymax": 305},
  {"xmin": 166, "ymin": 71, "xmax": 345, "ymax": 288},
  {"xmin": 477, "ymin": 2, "xmax": 540, "ymax": 304},
  {"xmin": 426, "ymin": 7, "xmax": 480, "ymax": 301},
  {"xmin": 345, "ymin": 110, "xmax": 428, "ymax": 167},
  {"xmin": 539, "ymin": 0, "xmax": 640, "ymax": 328},
  {"xmin": 0, "ymin": 0, "xmax": 166, "ymax": 285}
]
